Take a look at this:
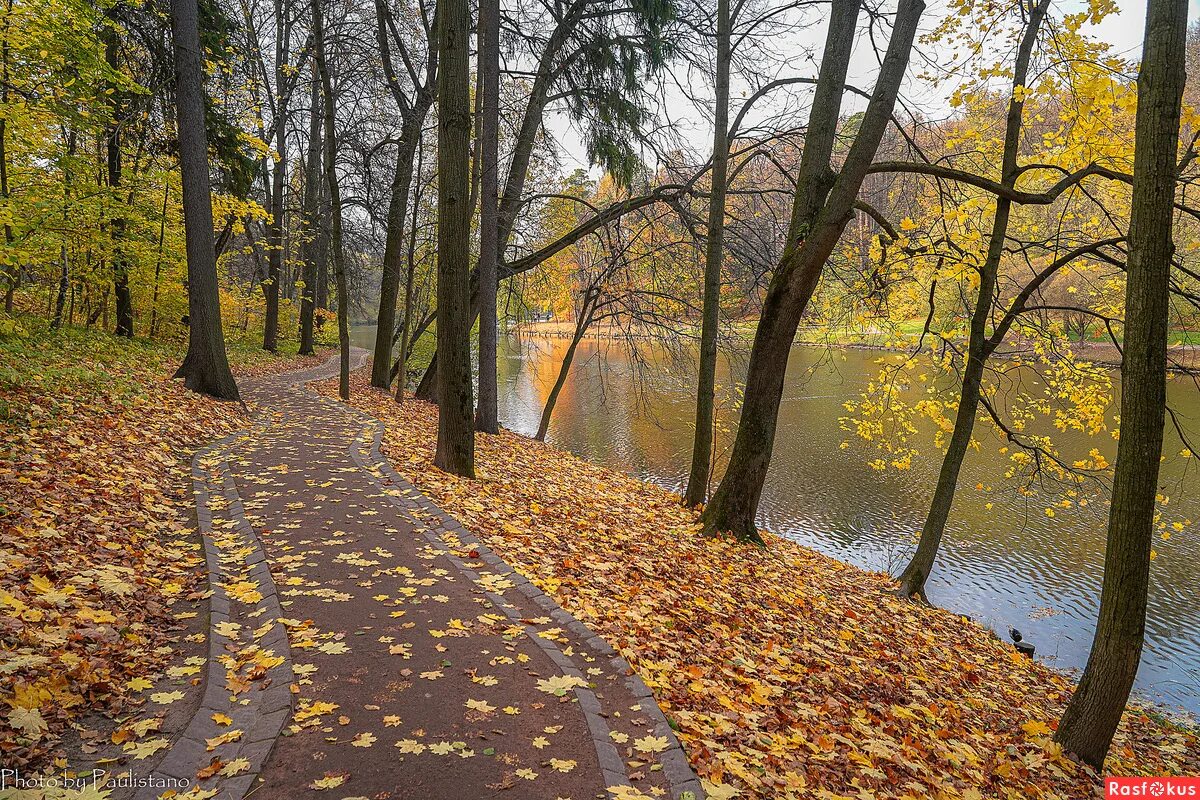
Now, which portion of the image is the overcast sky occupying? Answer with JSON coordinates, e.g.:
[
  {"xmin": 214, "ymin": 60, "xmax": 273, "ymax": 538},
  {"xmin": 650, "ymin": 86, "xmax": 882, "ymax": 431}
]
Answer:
[{"xmin": 543, "ymin": 0, "xmax": 1200, "ymax": 175}]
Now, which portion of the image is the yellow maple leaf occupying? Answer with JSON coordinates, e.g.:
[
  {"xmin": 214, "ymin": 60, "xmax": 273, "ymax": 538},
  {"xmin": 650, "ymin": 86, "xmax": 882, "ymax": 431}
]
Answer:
[
  {"xmin": 205, "ymin": 730, "xmax": 243, "ymax": 751},
  {"xmin": 308, "ymin": 773, "xmax": 347, "ymax": 790},
  {"xmin": 128, "ymin": 737, "xmax": 171, "ymax": 759},
  {"xmin": 8, "ymin": 707, "xmax": 48, "ymax": 737},
  {"xmin": 1021, "ymin": 720, "xmax": 1053, "ymax": 737},
  {"xmin": 151, "ymin": 690, "xmax": 185, "ymax": 705},
  {"xmin": 535, "ymin": 674, "xmax": 587, "ymax": 696},
  {"xmin": 633, "ymin": 735, "xmax": 669, "ymax": 754}
]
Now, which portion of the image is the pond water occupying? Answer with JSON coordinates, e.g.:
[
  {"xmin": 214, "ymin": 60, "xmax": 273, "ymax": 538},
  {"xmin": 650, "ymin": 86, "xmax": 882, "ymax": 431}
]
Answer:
[{"xmin": 351, "ymin": 325, "xmax": 1200, "ymax": 715}]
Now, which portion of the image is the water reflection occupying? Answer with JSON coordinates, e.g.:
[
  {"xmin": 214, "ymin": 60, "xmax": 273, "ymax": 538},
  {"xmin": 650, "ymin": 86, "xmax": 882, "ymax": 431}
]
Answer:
[{"xmin": 351, "ymin": 325, "xmax": 1200, "ymax": 714}]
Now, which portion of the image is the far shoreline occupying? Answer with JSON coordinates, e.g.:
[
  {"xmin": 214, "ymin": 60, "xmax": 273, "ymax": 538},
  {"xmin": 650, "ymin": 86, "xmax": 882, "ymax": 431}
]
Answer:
[{"xmin": 508, "ymin": 318, "xmax": 1200, "ymax": 371}]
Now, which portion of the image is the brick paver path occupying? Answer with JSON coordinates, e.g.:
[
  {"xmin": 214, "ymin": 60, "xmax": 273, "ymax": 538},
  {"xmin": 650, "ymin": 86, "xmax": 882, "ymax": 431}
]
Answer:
[{"xmin": 159, "ymin": 351, "xmax": 702, "ymax": 800}]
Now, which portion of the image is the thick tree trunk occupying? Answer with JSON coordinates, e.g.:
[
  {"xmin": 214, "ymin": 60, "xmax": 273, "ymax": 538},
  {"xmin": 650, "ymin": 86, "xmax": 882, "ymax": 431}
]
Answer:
[
  {"xmin": 372, "ymin": 0, "xmax": 436, "ymax": 389},
  {"xmin": 372, "ymin": 0, "xmax": 439, "ymax": 388},
  {"xmin": 700, "ymin": 0, "xmax": 862, "ymax": 540},
  {"xmin": 432, "ymin": 0, "xmax": 475, "ymax": 476},
  {"xmin": 170, "ymin": 0, "xmax": 239, "ymax": 400},
  {"xmin": 684, "ymin": 0, "xmax": 731, "ymax": 507},
  {"xmin": 475, "ymin": 0, "xmax": 500, "ymax": 433},
  {"xmin": 1054, "ymin": 0, "xmax": 1185, "ymax": 769},
  {"xmin": 702, "ymin": 0, "xmax": 923, "ymax": 542},
  {"xmin": 895, "ymin": 0, "xmax": 1049, "ymax": 600},
  {"xmin": 313, "ymin": 0, "xmax": 349, "ymax": 399},
  {"xmin": 299, "ymin": 70, "xmax": 322, "ymax": 355}
]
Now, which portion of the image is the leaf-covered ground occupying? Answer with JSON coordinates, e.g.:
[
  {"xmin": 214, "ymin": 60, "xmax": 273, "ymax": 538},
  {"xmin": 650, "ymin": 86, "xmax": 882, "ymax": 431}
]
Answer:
[
  {"xmin": 0, "ymin": 331, "xmax": 327, "ymax": 767},
  {"xmin": 326, "ymin": 372, "xmax": 1200, "ymax": 800}
]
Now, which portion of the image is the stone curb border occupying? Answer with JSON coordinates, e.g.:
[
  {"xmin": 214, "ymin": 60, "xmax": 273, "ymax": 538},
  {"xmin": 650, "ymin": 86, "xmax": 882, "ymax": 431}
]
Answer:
[
  {"xmin": 138, "ymin": 352, "xmax": 361, "ymax": 800},
  {"xmin": 135, "ymin": 425, "xmax": 295, "ymax": 800},
  {"xmin": 299, "ymin": 350, "xmax": 703, "ymax": 800}
]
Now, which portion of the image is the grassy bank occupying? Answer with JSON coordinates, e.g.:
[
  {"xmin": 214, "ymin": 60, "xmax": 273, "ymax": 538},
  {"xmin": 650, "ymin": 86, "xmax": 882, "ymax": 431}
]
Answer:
[
  {"xmin": 323, "ymin": 368, "xmax": 1200, "ymax": 800},
  {"xmin": 0, "ymin": 325, "xmax": 331, "ymax": 767}
]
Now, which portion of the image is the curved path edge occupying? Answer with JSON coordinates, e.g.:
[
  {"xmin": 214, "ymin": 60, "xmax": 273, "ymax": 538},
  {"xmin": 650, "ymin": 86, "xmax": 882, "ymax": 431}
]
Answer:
[
  {"xmin": 134, "ymin": 431, "xmax": 294, "ymax": 799},
  {"xmin": 157, "ymin": 349, "xmax": 703, "ymax": 800},
  {"xmin": 136, "ymin": 351, "xmax": 367, "ymax": 800}
]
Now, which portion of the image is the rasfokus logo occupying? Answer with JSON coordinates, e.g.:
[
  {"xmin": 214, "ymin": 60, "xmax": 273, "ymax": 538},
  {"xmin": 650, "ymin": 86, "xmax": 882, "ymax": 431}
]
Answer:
[{"xmin": 1107, "ymin": 778, "xmax": 1200, "ymax": 797}]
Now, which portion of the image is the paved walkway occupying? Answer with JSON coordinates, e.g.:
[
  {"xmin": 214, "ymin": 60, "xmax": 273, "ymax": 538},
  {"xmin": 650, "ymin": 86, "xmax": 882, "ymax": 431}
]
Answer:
[{"xmin": 151, "ymin": 351, "xmax": 701, "ymax": 800}]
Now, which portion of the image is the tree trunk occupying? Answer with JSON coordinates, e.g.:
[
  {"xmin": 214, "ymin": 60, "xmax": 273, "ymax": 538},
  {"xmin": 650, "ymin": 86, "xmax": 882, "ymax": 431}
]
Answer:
[
  {"xmin": 432, "ymin": 0, "xmax": 475, "ymax": 476},
  {"xmin": 1054, "ymin": 0, "xmax": 1185, "ymax": 769},
  {"xmin": 474, "ymin": 0, "xmax": 500, "ymax": 432},
  {"xmin": 415, "ymin": 350, "xmax": 439, "ymax": 401},
  {"xmin": 299, "ymin": 67, "xmax": 322, "ymax": 355},
  {"xmin": 315, "ymin": 184, "xmax": 330, "ymax": 310},
  {"xmin": 895, "ymin": 339, "xmax": 988, "ymax": 597},
  {"xmin": 88, "ymin": 285, "xmax": 109, "ymax": 327},
  {"xmin": 700, "ymin": 0, "xmax": 863, "ymax": 540},
  {"xmin": 536, "ymin": 301, "xmax": 594, "ymax": 441},
  {"xmin": 415, "ymin": 7, "xmax": 585, "ymax": 402},
  {"xmin": 395, "ymin": 138, "xmax": 425, "ymax": 401},
  {"xmin": 262, "ymin": 0, "xmax": 291, "ymax": 353},
  {"xmin": 51, "ymin": 246, "xmax": 68, "ymax": 330},
  {"xmin": 0, "ymin": 110, "xmax": 13, "ymax": 313},
  {"xmin": 895, "ymin": 0, "xmax": 1049, "ymax": 600},
  {"xmin": 52, "ymin": 130, "xmax": 77, "ymax": 332},
  {"xmin": 104, "ymin": 16, "xmax": 134, "ymax": 338},
  {"xmin": 170, "ymin": 0, "xmax": 240, "ymax": 400},
  {"xmin": 701, "ymin": 0, "xmax": 923, "ymax": 542},
  {"xmin": 371, "ymin": 109, "xmax": 429, "ymax": 386},
  {"xmin": 313, "ymin": 0, "xmax": 349, "ymax": 399},
  {"xmin": 149, "ymin": 183, "xmax": 169, "ymax": 337},
  {"xmin": 2, "ymin": 0, "xmax": 16, "ymax": 313},
  {"xmin": 684, "ymin": 0, "xmax": 731, "ymax": 507},
  {"xmin": 370, "ymin": 0, "xmax": 437, "ymax": 386}
]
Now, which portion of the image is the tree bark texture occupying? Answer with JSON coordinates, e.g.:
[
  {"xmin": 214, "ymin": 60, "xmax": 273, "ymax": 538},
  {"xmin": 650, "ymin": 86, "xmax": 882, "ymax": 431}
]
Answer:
[
  {"xmin": 1054, "ymin": 0, "xmax": 1185, "ymax": 769},
  {"xmin": 170, "ymin": 0, "xmax": 240, "ymax": 400},
  {"xmin": 432, "ymin": 0, "xmax": 475, "ymax": 476}
]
